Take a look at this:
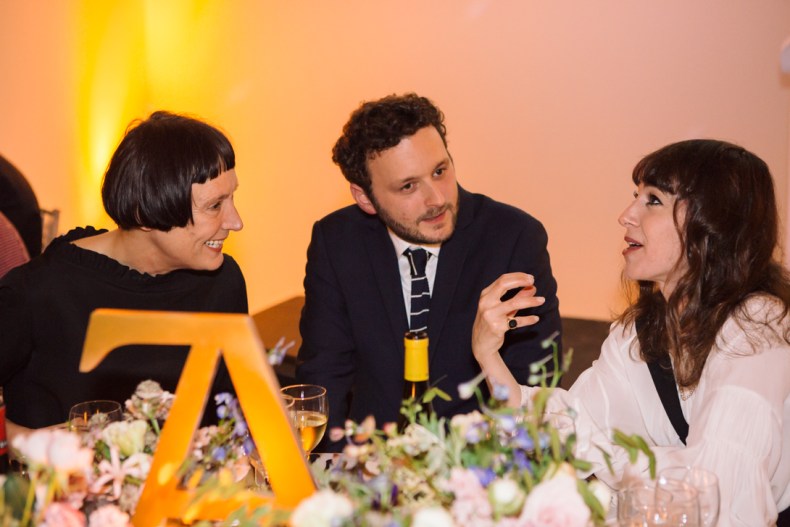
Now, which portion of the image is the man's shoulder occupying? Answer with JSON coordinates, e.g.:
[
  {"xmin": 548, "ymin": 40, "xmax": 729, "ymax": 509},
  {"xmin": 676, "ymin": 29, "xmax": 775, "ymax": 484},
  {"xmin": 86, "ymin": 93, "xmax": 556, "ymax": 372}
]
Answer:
[
  {"xmin": 463, "ymin": 190, "xmax": 546, "ymax": 232},
  {"xmin": 313, "ymin": 204, "xmax": 379, "ymax": 235}
]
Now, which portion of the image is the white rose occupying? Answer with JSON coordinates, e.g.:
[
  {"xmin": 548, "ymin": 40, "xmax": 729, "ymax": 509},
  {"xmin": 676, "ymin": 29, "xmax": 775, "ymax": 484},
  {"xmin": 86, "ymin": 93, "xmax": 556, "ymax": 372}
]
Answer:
[
  {"xmin": 488, "ymin": 478, "xmax": 526, "ymax": 517},
  {"xmin": 588, "ymin": 479, "xmax": 613, "ymax": 516},
  {"xmin": 552, "ymin": 461, "xmax": 577, "ymax": 478},
  {"xmin": 520, "ymin": 471, "xmax": 590, "ymax": 527},
  {"xmin": 411, "ymin": 506, "xmax": 455, "ymax": 527},
  {"xmin": 101, "ymin": 420, "xmax": 148, "ymax": 457},
  {"xmin": 13, "ymin": 429, "xmax": 52, "ymax": 466},
  {"xmin": 290, "ymin": 490, "xmax": 353, "ymax": 527}
]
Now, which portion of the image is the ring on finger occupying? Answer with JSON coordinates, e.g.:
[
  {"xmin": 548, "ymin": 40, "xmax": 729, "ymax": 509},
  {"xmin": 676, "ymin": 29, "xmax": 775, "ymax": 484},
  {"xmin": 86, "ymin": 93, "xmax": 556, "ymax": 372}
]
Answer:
[{"xmin": 507, "ymin": 317, "xmax": 518, "ymax": 330}]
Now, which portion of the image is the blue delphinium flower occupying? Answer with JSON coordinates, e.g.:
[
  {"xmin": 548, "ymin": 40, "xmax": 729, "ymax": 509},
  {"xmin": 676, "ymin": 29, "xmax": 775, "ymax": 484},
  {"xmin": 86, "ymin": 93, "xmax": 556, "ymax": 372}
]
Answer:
[
  {"xmin": 215, "ymin": 392, "xmax": 234, "ymax": 420},
  {"xmin": 492, "ymin": 383, "xmax": 510, "ymax": 402},
  {"xmin": 465, "ymin": 421, "xmax": 489, "ymax": 444},
  {"xmin": 494, "ymin": 413, "xmax": 517, "ymax": 434},
  {"xmin": 212, "ymin": 445, "xmax": 228, "ymax": 462},
  {"xmin": 512, "ymin": 449, "xmax": 532, "ymax": 472},
  {"xmin": 470, "ymin": 466, "xmax": 496, "ymax": 487},
  {"xmin": 215, "ymin": 392, "xmax": 233, "ymax": 408},
  {"xmin": 510, "ymin": 428, "xmax": 535, "ymax": 451},
  {"xmin": 243, "ymin": 436, "xmax": 255, "ymax": 456},
  {"xmin": 234, "ymin": 419, "xmax": 248, "ymax": 438}
]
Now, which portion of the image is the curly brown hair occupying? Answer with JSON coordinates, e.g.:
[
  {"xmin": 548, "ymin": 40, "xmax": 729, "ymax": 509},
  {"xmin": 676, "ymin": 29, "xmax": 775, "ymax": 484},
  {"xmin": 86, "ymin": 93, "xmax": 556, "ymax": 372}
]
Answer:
[
  {"xmin": 619, "ymin": 139, "xmax": 790, "ymax": 387},
  {"xmin": 331, "ymin": 93, "xmax": 448, "ymax": 196}
]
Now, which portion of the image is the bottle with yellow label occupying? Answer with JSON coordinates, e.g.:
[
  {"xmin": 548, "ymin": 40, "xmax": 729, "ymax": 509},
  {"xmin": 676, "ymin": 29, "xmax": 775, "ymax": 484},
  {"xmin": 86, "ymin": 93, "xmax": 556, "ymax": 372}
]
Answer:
[{"xmin": 398, "ymin": 330, "xmax": 433, "ymax": 430}]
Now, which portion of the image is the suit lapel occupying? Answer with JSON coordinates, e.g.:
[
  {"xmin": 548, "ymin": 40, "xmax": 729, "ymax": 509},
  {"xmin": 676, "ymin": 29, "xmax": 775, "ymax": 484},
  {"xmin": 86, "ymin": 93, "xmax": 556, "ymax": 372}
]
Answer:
[
  {"xmin": 362, "ymin": 217, "xmax": 410, "ymax": 351},
  {"xmin": 428, "ymin": 187, "xmax": 475, "ymax": 363}
]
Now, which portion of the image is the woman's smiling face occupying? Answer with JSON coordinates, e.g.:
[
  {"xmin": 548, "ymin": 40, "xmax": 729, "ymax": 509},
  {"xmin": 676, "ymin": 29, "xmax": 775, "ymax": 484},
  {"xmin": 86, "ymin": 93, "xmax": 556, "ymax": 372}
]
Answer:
[{"xmin": 145, "ymin": 169, "xmax": 243, "ymax": 274}]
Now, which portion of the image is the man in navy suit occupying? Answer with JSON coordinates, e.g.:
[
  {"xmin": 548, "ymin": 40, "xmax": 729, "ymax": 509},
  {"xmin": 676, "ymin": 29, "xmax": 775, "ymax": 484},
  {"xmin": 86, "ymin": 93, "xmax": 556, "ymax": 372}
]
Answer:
[{"xmin": 296, "ymin": 93, "xmax": 561, "ymax": 450}]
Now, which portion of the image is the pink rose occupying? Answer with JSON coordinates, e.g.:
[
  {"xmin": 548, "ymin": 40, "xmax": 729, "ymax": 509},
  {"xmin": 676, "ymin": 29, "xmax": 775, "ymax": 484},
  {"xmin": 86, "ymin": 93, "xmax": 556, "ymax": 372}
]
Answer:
[
  {"xmin": 40, "ymin": 502, "xmax": 86, "ymax": 527},
  {"xmin": 88, "ymin": 504, "xmax": 132, "ymax": 527},
  {"xmin": 445, "ymin": 468, "xmax": 493, "ymax": 527},
  {"xmin": 520, "ymin": 470, "xmax": 590, "ymax": 527},
  {"xmin": 48, "ymin": 430, "xmax": 93, "ymax": 473}
]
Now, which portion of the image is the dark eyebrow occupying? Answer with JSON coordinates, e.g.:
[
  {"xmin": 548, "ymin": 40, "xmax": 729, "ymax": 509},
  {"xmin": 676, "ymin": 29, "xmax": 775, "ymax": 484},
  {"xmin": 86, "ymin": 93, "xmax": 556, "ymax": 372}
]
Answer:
[{"xmin": 196, "ymin": 183, "xmax": 238, "ymax": 207}]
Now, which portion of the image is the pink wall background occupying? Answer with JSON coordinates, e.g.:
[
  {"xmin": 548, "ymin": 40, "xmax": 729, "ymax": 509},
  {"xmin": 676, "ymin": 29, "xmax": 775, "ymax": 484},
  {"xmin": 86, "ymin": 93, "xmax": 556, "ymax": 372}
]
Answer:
[{"xmin": 1, "ymin": 1, "xmax": 789, "ymax": 321}]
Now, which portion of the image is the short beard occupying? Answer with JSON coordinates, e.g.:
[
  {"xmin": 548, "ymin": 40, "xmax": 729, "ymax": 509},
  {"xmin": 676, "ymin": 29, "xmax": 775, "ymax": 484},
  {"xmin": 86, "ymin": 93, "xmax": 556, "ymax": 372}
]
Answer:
[{"xmin": 369, "ymin": 192, "xmax": 459, "ymax": 245}]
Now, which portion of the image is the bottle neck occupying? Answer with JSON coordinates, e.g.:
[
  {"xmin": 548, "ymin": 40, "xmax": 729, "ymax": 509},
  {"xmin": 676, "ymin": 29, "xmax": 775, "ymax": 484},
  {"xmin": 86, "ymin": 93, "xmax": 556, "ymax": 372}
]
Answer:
[{"xmin": 404, "ymin": 332, "xmax": 429, "ymax": 382}]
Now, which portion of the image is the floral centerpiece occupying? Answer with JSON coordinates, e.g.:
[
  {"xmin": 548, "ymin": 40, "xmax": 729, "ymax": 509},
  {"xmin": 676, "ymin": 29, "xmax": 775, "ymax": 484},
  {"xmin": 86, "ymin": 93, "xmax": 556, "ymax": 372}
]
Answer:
[
  {"xmin": 290, "ymin": 337, "xmax": 654, "ymax": 527},
  {"xmin": 0, "ymin": 337, "xmax": 652, "ymax": 527},
  {"xmin": 0, "ymin": 338, "xmax": 296, "ymax": 527},
  {"xmin": 0, "ymin": 382, "xmax": 263, "ymax": 527}
]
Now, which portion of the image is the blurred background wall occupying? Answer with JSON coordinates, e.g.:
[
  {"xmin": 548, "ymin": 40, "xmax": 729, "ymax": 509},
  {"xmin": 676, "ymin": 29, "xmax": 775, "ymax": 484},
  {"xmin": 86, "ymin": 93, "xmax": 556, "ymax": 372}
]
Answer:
[{"xmin": 1, "ymin": 0, "xmax": 789, "ymax": 320}]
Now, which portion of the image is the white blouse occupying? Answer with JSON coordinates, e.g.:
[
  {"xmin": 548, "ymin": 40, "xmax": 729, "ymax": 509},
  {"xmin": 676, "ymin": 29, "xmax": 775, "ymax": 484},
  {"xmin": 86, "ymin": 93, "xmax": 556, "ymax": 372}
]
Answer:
[{"xmin": 522, "ymin": 296, "xmax": 790, "ymax": 527}]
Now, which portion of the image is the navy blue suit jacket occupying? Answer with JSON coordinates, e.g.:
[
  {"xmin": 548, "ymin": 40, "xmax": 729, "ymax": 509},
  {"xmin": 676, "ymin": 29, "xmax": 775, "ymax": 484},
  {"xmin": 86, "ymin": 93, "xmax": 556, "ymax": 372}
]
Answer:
[{"xmin": 296, "ymin": 187, "xmax": 561, "ymax": 449}]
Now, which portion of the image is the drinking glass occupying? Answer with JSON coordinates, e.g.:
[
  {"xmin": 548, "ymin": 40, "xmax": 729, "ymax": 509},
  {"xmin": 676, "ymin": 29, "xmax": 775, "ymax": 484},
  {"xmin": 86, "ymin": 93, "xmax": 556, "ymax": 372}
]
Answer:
[
  {"xmin": 661, "ymin": 479, "xmax": 702, "ymax": 527},
  {"xmin": 618, "ymin": 481, "xmax": 700, "ymax": 526},
  {"xmin": 658, "ymin": 466, "xmax": 720, "ymax": 527},
  {"xmin": 279, "ymin": 384, "xmax": 328, "ymax": 457},
  {"xmin": 618, "ymin": 482, "xmax": 673, "ymax": 526},
  {"xmin": 68, "ymin": 400, "xmax": 123, "ymax": 433}
]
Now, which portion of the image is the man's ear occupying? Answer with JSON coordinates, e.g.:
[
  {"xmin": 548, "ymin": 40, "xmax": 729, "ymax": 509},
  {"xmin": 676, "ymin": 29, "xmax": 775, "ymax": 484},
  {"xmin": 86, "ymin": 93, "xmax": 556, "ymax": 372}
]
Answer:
[{"xmin": 350, "ymin": 184, "xmax": 377, "ymax": 215}]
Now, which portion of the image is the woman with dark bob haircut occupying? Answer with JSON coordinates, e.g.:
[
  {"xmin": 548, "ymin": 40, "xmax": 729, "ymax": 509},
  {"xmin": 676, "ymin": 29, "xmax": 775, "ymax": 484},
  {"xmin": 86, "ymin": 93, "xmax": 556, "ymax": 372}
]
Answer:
[
  {"xmin": 0, "ymin": 111, "xmax": 246, "ymax": 434},
  {"xmin": 473, "ymin": 139, "xmax": 790, "ymax": 525}
]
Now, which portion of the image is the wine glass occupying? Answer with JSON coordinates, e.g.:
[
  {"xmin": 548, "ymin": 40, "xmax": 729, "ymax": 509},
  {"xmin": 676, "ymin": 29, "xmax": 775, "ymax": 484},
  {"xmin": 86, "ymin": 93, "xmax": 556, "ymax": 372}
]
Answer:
[
  {"xmin": 618, "ymin": 481, "xmax": 700, "ymax": 526},
  {"xmin": 279, "ymin": 384, "xmax": 328, "ymax": 458},
  {"xmin": 661, "ymin": 479, "xmax": 702, "ymax": 526},
  {"xmin": 618, "ymin": 482, "xmax": 674, "ymax": 526},
  {"xmin": 68, "ymin": 400, "xmax": 123, "ymax": 433},
  {"xmin": 659, "ymin": 466, "xmax": 720, "ymax": 527}
]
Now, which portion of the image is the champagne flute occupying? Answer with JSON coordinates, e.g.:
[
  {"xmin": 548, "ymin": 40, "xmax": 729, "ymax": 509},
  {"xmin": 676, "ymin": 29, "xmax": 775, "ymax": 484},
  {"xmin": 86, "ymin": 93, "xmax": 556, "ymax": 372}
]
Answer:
[
  {"xmin": 659, "ymin": 466, "xmax": 719, "ymax": 527},
  {"xmin": 280, "ymin": 384, "xmax": 328, "ymax": 457},
  {"xmin": 68, "ymin": 400, "xmax": 123, "ymax": 433}
]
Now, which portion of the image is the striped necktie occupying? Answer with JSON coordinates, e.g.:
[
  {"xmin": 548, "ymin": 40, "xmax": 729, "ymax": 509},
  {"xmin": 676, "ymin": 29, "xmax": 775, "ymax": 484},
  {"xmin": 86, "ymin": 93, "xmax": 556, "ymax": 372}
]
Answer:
[{"xmin": 404, "ymin": 248, "xmax": 430, "ymax": 332}]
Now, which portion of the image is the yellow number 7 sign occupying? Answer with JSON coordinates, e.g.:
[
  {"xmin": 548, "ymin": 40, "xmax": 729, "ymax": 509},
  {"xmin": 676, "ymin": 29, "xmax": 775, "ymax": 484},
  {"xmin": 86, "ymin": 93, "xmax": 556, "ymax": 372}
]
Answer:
[{"xmin": 80, "ymin": 308, "xmax": 316, "ymax": 526}]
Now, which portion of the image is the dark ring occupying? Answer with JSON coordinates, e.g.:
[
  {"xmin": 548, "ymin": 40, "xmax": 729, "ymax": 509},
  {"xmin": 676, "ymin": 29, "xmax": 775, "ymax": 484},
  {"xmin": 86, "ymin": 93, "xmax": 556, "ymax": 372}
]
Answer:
[{"xmin": 508, "ymin": 318, "xmax": 518, "ymax": 330}]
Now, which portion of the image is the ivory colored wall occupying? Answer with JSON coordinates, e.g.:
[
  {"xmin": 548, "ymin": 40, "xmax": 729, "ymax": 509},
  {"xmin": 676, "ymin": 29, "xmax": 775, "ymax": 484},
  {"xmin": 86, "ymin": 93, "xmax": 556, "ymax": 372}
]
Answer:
[{"xmin": 1, "ymin": 1, "xmax": 789, "ymax": 321}]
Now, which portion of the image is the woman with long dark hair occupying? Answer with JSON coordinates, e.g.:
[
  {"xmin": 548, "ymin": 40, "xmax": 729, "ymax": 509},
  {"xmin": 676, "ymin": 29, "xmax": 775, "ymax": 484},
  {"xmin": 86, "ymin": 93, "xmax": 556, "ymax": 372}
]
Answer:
[{"xmin": 473, "ymin": 139, "xmax": 790, "ymax": 526}]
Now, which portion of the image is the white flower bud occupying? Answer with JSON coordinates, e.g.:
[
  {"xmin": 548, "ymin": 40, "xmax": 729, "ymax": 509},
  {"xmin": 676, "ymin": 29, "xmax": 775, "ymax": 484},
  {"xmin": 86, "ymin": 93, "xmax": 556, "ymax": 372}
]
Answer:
[{"xmin": 488, "ymin": 478, "xmax": 526, "ymax": 516}]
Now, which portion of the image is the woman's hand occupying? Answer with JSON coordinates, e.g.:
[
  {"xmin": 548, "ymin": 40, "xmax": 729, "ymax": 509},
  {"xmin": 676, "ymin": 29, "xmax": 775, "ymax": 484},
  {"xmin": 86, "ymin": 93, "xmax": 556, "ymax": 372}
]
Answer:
[
  {"xmin": 472, "ymin": 272, "xmax": 545, "ymax": 361},
  {"xmin": 471, "ymin": 272, "xmax": 545, "ymax": 407}
]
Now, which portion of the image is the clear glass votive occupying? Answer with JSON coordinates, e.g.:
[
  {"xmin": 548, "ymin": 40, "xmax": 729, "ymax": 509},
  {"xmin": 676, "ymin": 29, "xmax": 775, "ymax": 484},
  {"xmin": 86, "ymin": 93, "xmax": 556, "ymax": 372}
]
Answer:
[{"xmin": 68, "ymin": 400, "xmax": 123, "ymax": 433}]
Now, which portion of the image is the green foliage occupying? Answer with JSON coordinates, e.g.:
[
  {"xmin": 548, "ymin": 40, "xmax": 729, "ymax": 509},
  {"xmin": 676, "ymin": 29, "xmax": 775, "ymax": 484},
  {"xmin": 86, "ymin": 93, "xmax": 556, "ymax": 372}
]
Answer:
[{"xmin": 1, "ymin": 474, "xmax": 29, "ymax": 523}]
